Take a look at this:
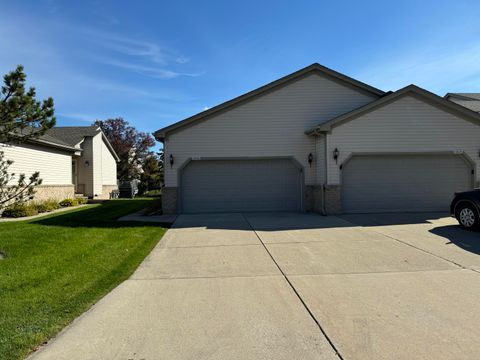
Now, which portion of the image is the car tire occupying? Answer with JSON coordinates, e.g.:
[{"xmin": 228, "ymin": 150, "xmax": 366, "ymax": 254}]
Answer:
[{"xmin": 455, "ymin": 203, "xmax": 479, "ymax": 230}]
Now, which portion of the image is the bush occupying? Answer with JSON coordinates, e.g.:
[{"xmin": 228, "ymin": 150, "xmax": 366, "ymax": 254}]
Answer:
[
  {"xmin": 32, "ymin": 200, "xmax": 60, "ymax": 213},
  {"xmin": 44, "ymin": 199, "xmax": 61, "ymax": 211},
  {"xmin": 2, "ymin": 203, "xmax": 39, "ymax": 218},
  {"xmin": 32, "ymin": 199, "xmax": 61, "ymax": 213},
  {"xmin": 59, "ymin": 198, "xmax": 79, "ymax": 207},
  {"xmin": 76, "ymin": 197, "xmax": 88, "ymax": 205},
  {"xmin": 32, "ymin": 202, "xmax": 48, "ymax": 213}
]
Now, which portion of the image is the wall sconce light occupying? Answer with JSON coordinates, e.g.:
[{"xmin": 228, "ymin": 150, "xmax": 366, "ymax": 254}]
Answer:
[
  {"xmin": 308, "ymin": 153, "xmax": 313, "ymax": 167},
  {"xmin": 169, "ymin": 154, "xmax": 174, "ymax": 168},
  {"xmin": 333, "ymin": 148, "xmax": 339, "ymax": 164},
  {"xmin": 84, "ymin": 160, "xmax": 90, "ymax": 167}
]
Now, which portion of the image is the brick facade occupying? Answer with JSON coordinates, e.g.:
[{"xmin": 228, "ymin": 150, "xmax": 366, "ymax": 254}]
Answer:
[
  {"xmin": 162, "ymin": 187, "xmax": 178, "ymax": 214},
  {"xmin": 33, "ymin": 185, "xmax": 75, "ymax": 202},
  {"xmin": 324, "ymin": 184, "xmax": 342, "ymax": 214}
]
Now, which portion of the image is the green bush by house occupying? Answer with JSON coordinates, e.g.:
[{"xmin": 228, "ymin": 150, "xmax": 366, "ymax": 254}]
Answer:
[
  {"xmin": 2, "ymin": 198, "xmax": 86, "ymax": 218},
  {"xmin": 2, "ymin": 203, "xmax": 39, "ymax": 218},
  {"xmin": 32, "ymin": 199, "xmax": 61, "ymax": 213},
  {"xmin": 76, "ymin": 197, "xmax": 88, "ymax": 205},
  {"xmin": 59, "ymin": 198, "xmax": 79, "ymax": 207}
]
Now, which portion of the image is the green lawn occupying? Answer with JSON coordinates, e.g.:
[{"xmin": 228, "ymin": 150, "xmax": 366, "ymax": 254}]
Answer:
[{"xmin": 0, "ymin": 199, "xmax": 167, "ymax": 360}]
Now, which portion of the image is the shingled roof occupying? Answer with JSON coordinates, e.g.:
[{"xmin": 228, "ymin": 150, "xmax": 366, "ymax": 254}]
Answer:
[
  {"xmin": 46, "ymin": 126, "xmax": 101, "ymax": 147},
  {"xmin": 445, "ymin": 93, "xmax": 480, "ymax": 113}
]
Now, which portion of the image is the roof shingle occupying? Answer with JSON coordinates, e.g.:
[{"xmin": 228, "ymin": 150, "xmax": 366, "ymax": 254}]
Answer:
[{"xmin": 46, "ymin": 126, "xmax": 101, "ymax": 147}]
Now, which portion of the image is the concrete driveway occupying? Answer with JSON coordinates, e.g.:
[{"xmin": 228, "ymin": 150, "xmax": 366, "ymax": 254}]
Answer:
[{"xmin": 30, "ymin": 212, "xmax": 480, "ymax": 360}]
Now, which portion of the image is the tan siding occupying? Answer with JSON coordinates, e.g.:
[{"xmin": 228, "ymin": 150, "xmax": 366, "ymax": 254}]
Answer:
[
  {"xmin": 92, "ymin": 134, "xmax": 103, "ymax": 195},
  {"xmin": 1, "ymin": 142, "xmax": 72, "ymax": 185},
  {"xmin": 327, "ymin": 95, "xmax": 480, "ymax": 184},
  {"xmin": 165, "ymin": 73, "xmax": 378, "ymax": 186},
  {"xmin": 78, "ymin": 138, "xmax": 94, "ymax": 196},
  {"xmin": 101, "ymin": 139, "xmax": 117, "ymax": 185}
]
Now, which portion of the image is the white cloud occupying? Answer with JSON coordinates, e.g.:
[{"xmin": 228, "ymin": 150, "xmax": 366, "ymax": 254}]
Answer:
[
  {"xmin": 82, "ymin": 29, "xmax": 188, "ymax": 66},
  {"xmin": 355, "ymin": 43, "xmax": 480, "ymax": 94},
  {"xmin": 77, "ymin": 29, "xmax": 203, "ymax": 79},
  {"xmin": 57, "ymin": 112, "xmax": 97, "ymax": 123},
  {"xmin": 94, "ymin": 58, "xmax": 180, "ymax": 79}
]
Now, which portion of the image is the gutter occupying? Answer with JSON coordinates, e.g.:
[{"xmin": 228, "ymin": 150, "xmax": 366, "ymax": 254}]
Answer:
[
  {"xmin": 27, "ymin": 138, "xmax": 81, "ymax": 153},
  {"xmin": 323, "ymin": 133, "xmax": 328, "ymax": 215}
]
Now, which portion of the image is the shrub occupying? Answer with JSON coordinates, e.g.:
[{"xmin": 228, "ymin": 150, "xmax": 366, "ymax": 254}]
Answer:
[
  {"xmin": 59, "ymin": 198, "xmax": 79, "ymax": 207},
  {"xmin": 33, "ymin": 199, "xmax": 61, "ymax": 213},
  {"xmin": 76, "ymin": 197, "xmax": 88, "ymax": 205},
  {"xmin": 32, "ymin": 201, "xmax": 49, "ymax": 213},
  {"xmin": 43, "ymin": 199, "xmax": 61, "ymax": 211},
  {"xmin": 2, "ymin": 203, "xmax": 39, "ymax": 218}
]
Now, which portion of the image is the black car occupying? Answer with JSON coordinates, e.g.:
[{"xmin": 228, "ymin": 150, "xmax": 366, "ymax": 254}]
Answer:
[{"xmin": 450, "ymin": 189, "xmax": 480, "ymax": 230}]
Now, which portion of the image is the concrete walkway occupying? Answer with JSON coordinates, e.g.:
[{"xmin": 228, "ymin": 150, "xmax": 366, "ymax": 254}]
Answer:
[{"xmin": 29, "ymin": 212, "xmax": 480, "ymax": 360}]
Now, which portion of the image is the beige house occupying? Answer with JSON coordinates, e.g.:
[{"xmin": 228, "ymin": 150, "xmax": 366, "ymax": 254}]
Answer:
[
  {"xmin": 155, "ymin": 63, "xmax": 480, "ymax": 215},
  {"xmin": 1, "ymin": 126, "xmax": 119, "ymax": 201}
]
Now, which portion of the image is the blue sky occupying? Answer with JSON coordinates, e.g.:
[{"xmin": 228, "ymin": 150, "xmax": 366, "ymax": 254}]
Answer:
[{"xmin": 2, "ymin": 0, "xmax": 480, "ymax": 148}]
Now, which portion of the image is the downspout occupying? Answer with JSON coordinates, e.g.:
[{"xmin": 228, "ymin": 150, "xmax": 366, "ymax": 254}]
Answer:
[{"xmin": 322, "ymin": 132, "xmax": 328, "ymax": 215}]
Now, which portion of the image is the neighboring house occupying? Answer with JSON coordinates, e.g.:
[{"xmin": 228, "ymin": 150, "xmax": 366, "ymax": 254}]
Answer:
[
  {"xmin": 155, "ymin": 63, "xmax": 480, "ymax": 215},
  {"xmin": 1, "ymin": 126, "xmax": 119, "ymax": 201},
  {"xmin": 445, "ymin": 93, "xmax": 480, "ymax": 113}
]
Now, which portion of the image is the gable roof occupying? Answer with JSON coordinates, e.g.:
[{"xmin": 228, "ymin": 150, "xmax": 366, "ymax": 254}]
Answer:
[
  {"xmin": 445, "ymin": 93, "xmax": 480, "ymax": 101},
  {"xmin": 46, "ymin": 126, "xmax": 120, "ymax": 161},
  {"xmin": 154, "ymin": 63, "xmax": 385, "ymax": 141},
  {"xmin": 305, "ymin": 85, "xmax": 480, "ymax": 135},
  {"xmin": 444, "ymin": 93, "xmax": 480, "ymax": 113},
  {"xmin": 4, "ymin": 127, "xmax": 79, "ymax": 152},
  {"xmin": 47, "ymin": 126, "xmax": 101, "ymax": 147}
]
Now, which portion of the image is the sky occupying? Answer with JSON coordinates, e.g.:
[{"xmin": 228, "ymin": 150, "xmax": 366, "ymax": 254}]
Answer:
[{"xmin": 2, "ymin": 0, "xmax": 480, "ymax": 150}]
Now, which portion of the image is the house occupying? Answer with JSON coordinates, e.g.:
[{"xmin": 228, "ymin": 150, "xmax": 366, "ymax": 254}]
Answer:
[
  {"xmin": 444, "ymin": 93, "xmax": 480, "ymax": 112},
  {"xmin": 1, "ymin": 126, "xmax": 119, "ymax": 201},
  {"xmin": 154, "ymin": 63, "xmax": 480, "ymax": 215}
]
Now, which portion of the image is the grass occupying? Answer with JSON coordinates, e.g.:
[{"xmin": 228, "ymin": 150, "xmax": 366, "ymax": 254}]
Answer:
[
  {"xmin": 141, "ymin": 189, "xmax": 161, "ymax": 197},
  {"xmin": 0, "ymin": 199, "xmax": 167, "ymax": 360}
]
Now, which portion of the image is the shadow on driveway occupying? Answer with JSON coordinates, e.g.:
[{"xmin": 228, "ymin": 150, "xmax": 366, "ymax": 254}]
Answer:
[
  {"xmin": 340, "ymin": 212, "xmax": 448, "ymax": 227},
  {"xmin": 429, "ymin": 225, "xmax": 480, "ymax": 256},
  {"xmin": 171, "ymin": 212, "xmax": 356, "ymax": 231}
]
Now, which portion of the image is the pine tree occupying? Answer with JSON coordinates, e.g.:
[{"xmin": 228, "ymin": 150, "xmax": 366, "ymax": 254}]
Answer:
[{"xmin": 0, "ymin": 65, "xmax": 56, "ymax": 209}]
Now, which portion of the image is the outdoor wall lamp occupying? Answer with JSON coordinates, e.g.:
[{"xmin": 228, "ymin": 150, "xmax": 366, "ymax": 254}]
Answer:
[
  {"xmin": 169, "ymin": 154, "xmax": 174, "ymax": 168},
  {"xmin": 308, "ymin": 153, "xmax": 313, "ymax": 167},
  {"xmin": 333, "ymin": 148, "xmax": 339, "ymax": 164}
]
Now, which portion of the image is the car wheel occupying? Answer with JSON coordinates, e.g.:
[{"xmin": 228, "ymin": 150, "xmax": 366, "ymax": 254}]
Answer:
[{"xmin": 455, "ymin": 203, "xmax": 479, "ymax": 230}]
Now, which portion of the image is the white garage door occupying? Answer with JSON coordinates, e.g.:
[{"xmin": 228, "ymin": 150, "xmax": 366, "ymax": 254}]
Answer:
[
  {"xmin": 342, "ymin": 154, "xmax": 473, "ymax": 213},
  {"xmin": 181, "ymin": 159, "xmax": 302, "ymax": 213}
]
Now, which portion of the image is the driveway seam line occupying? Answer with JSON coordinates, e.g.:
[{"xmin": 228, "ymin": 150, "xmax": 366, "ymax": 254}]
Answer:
[
  {"xmin": 263, "ymin": 238, "xmax": 399, "ymax": 246},
  {"xmin": 130, "ymin": 267, "xmax": 466, "ymax": 281},
  {"xmin": 343, "ymin": 221, "xmax": 469, "ymax": 271},
  {"xmin": 129, "ymin": 274, "xmax": 283, "ymax": 281},
  {"xmin": 160, "ymin": 243, "xmax": 262, "ymax": 249},
  {"xmin": 241, "ymin": 213, "xmax": 345, "ymax": 360},
  {"xmin": 286, "ymin": 268, "xmax": 468, "ymax": 277}
]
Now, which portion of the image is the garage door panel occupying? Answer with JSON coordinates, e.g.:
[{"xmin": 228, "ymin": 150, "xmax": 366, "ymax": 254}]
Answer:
[
  {"xmin": 181, "ymin": 159, "xmax": 301, "ymax": 213},
  {"xmin": 342, "ymin": 155, "xmax": 472, "ymax": 213}
]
